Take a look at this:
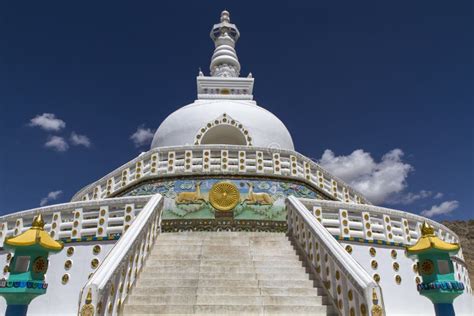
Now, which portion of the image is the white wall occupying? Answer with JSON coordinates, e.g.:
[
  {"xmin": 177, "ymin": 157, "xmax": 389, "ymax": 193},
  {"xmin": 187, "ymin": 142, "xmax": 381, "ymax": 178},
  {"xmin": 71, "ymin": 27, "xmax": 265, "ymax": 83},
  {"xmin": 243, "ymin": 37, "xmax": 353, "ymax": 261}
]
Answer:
[{"xmin": 0, "ymin": 241, "xmax": 115, "ymax": 315}]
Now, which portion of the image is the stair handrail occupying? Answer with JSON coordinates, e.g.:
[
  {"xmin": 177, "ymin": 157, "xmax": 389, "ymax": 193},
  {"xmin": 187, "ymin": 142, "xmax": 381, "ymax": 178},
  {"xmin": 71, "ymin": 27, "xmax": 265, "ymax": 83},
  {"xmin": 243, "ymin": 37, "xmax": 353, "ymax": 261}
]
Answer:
[
  {"xmin": 77, "ymin": 193, "xmax": 163, "ymax": 316},
  {"xmin": 286, "ymin": 196, "xmax": 385, "ymax": 316}
]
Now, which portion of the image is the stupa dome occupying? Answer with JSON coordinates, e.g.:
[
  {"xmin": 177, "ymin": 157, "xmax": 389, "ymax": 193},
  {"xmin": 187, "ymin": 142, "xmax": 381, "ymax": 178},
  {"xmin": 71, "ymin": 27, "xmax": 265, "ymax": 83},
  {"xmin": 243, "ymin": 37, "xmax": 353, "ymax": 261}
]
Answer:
[{"xmin": 151, "ymin": 99, "xmax": 294, "ymax": 150}]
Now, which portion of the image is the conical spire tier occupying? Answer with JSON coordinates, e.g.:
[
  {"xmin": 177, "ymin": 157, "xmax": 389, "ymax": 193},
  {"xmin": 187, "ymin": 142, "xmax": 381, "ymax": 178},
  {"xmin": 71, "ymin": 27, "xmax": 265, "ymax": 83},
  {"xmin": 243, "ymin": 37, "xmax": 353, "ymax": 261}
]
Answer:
[
  {"xmin": 196, "ymin": 10, "xmax": 254, "ymax": 100},
  {"xmin": 210, "ymin": 11, "xmax": 241, "ymax": 77}
]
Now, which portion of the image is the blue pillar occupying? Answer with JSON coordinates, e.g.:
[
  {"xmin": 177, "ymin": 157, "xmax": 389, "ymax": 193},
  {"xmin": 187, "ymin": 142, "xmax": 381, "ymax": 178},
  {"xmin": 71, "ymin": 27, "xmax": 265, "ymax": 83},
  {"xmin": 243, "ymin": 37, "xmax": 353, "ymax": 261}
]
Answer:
[
  {"xmin": 434, "ymin": 303, "xmax": 455, "ymax": 316},
  {"xmin": 5, "ymin": 304, "xmax": 28, "ymax": 316}
]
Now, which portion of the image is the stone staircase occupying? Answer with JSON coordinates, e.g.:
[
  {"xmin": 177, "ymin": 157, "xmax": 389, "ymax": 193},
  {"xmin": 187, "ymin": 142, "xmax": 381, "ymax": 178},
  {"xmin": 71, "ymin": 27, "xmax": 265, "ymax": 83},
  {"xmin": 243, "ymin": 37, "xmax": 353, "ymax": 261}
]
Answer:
[{"xmin": 122, "ymin": 231, "xmax": 335, "ymax": 315}]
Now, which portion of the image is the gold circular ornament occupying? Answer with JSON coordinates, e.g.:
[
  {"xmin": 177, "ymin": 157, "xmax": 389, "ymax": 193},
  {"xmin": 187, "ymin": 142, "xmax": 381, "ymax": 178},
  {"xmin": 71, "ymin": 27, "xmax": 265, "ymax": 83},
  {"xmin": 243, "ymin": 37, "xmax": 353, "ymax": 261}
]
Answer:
[
  {"xmin": 91, "ymin": 258, "xmax": 100, "ymax": 269},
  {"xmin": 345, "ymin": 245, "xmax": 353, "ymax": 254},
  {"xmin": 393, "ymin": 262, "xmax": 400, "ymax": 271},
  {"xmin": 371, "ymin": 260, "xmax": 378, "ymax": 270},
  {"xmin": 420, "ymin": 259, "xmax": 435, "ymax": 275},
  {"xmin": 93, "ymin": 245, "xmax": 101, "ymax": 255},
  {"xmin": 64, "ymin": 259, "xmax": 73, "ymax": 270},
  {"xmin": 209, "ymin": 182, "xmax": 240, "ymax": 211},
  {"xmin": 62, "ymin": 274, "xmax": 70, "ymax": 284},
  {"xmin": 32, "ymin": 257, "xmax": 48, "ymax": 274},
  {"xmin": 369, "ymin": 247, "xmax": 376, "ymax": 257},
  {"xmin": 80, "ymin": 303, "xmax": 95, "ymax": 316},
  {"xmin": 373, "ymin": 273, "xmax": 380, "ymax": 283},
  {"xmin": 395, "ymin": 275, "xmax": 402, "ymax": 284},
  {"xmin": 371, "ymin": 304, "xmax": 383, "ymax": 316}
]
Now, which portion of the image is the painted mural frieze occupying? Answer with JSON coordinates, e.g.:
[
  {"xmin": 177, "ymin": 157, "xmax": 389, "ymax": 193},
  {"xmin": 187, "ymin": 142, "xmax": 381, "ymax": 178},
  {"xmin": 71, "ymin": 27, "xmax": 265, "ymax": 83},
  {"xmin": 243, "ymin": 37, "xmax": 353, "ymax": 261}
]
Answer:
[{"xmin": 122, "ymin": 178, "xmax": 323, "ymax": 221}]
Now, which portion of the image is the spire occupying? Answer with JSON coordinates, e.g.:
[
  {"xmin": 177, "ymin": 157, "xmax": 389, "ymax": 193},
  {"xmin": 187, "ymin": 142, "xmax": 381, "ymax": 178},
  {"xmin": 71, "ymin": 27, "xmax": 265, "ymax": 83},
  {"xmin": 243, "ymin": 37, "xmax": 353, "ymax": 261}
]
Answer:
[{"xmin": 209, "ymin": 10, "xmax": 241, "ymax": 77}]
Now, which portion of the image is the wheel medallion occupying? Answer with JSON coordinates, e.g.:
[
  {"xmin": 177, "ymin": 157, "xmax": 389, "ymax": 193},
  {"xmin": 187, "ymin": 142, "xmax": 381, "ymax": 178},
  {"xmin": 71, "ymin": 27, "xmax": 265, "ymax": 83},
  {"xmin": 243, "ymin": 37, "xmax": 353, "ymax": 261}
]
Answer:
[{"xmin": 209, "ymin": 182, "xmax": 240, "ymax": 211}]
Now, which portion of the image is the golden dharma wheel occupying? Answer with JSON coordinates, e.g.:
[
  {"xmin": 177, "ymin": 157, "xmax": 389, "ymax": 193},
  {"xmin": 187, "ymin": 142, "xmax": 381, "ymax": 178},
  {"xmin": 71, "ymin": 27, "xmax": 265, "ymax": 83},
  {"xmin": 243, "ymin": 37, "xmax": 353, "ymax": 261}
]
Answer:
[{"xmin": 209, "ymin": 182, "xmax": 240, "ymax": 211}]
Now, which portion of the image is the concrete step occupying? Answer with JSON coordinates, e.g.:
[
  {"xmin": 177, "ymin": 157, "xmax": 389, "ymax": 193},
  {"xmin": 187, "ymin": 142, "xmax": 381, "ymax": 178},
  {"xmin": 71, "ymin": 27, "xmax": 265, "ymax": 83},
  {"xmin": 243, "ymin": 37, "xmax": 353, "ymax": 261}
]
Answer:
[
  {"xmin": 136, "ymin": 279, "xmax": 199, "ymax": 287},
  {"xmin": 264, "ymin": 305, "xmax": 328, "ymax": 314},
  {"xmin": 131, "ymin": 287, "xmax": 197, "ymax": 296},
  {"xmin": 196, "ymin": 287, "xmax": 260, "ymax": 296},
  {"xmin": 198, "ymin": 279, "xmax": 259, "ymax": 288},
  {"xmin": 261, "ymin": 287, "xmax": 325, "ymax": 296},
  {"xmin": 145, "ymin": 259, "xmax": 201, "ymax": 267},
  {"xmin": 123, "ymin": 304, "xmax": 194, "ymax": 314},
  {"xmin": 194, "ymin": 304, "xmax": 262, "ymax": 315},
  {"xmin": 127, "ymin": 295, "xmax": 197, "ymax": 305},
  {"xmin": 258, "ymin": 280, "xmax": 315, "ymax": 288},
  {"xmin": 140, "ymin": 272, "xmax": 258, "ymax": 280},
  {"xmin": 196, "ymin": 296, "xmax": 262, "ymax": 306}
]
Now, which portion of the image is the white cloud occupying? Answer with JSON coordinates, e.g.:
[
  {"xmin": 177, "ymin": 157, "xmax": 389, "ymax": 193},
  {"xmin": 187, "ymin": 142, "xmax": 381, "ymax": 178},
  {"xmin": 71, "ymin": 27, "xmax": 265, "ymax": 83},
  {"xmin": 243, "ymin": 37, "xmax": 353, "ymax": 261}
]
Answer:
[
  {"xmin": 434, "ymin": 192, "xmax": 444, "ymax": 199},
  {"xmin": 29, "ymin": 113, "xmax": 66, "ymax": 131},
  {"xmin": 319, "ymin": 149, "xmax": 413, "ymax": 204},
  {"xmin": 421, "ymin": 200, "xmax": 459, "ymax": 217},
  {"xmin": 40, "ymin": 190, "xmax": 63, "ymax": 206},
  {"xmin": 388, "ymin": 190, "xmax": 433, "ymax": 205},
  {"xmin": 70, "ymin": 132, "xmax": 91, "ymax": 147},
  {"xmin": 44, "ymin": 136, "xmax": 69, "ymax": 152},
  {"xmin": 130, "ymin": 125, "xmax": 155, "ymax": 147}
]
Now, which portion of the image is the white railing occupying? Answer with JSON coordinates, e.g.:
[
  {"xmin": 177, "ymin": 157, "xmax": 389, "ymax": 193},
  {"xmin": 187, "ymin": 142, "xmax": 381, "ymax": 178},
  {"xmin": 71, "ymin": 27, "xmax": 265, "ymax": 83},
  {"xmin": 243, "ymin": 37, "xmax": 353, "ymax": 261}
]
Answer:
[
  {"xmin": 78, "ymin": 194, "xmax": 163, "ymax": 316},
  {"xmin": 71, "ymin": 145, "xmax": 371, "ymax": 205},
  {"xmin": 287, "ymin": 196, "xmax": 385, "ymax": 316},
  {"xmin": 299, "ymin": 198, "xmax": 459, "ymax": 246},
  {"xmin": 0, "ymin": 196, "xmax": 152, "ymax": 247}
]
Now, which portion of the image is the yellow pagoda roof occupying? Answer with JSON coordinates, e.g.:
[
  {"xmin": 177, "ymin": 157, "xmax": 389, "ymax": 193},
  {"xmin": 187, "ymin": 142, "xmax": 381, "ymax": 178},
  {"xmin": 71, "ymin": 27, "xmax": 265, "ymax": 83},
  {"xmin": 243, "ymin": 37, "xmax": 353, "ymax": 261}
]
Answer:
[
  {"xmin": 4, "ymin": 214, "xmax": 63, "ymax": 251},
  {"xmin": 406, "ymin": 222, "xmax": 460, "ymax": 254}
]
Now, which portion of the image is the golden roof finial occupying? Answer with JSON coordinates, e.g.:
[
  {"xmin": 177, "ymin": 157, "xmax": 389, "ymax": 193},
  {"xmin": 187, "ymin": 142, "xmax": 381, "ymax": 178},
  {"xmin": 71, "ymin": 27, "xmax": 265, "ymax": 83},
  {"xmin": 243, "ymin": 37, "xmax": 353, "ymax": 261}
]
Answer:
[
  {"xmin": 85, "ymin": 288, "xmax": 93, "ymax": 304},
  {"xmin": 32, "ymin": 214, "xmax": 45, "ymax": 230},
  {"xmin": 421, "ymin": 221, "xmax": 434, "ymax": 236},
  {"xmin": 372, "ymin": 288, "xmax": 378, "ymax": 302}
]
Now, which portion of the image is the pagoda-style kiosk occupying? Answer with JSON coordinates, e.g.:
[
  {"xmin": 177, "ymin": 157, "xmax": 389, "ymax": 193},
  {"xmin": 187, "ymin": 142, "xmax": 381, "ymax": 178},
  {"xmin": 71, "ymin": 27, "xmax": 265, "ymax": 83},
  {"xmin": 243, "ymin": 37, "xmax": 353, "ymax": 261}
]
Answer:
[
  {"xmin": 407, "ymin": 222, "xmax": 465, "ymax": 316},
  {"xmin": 0, "ymin": 214, "xmax": 63, "ymax": 316}
]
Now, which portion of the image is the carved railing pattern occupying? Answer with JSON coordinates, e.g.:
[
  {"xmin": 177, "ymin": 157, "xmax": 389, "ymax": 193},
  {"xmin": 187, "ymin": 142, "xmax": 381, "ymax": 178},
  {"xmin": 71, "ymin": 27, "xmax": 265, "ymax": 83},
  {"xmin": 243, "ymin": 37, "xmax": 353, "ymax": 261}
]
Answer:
[
  {"xmin": 0, "ymin": 196, "xmax": 152, "ymax": 247},
  {"xmin": 287, "ymin": 196, "xmax": 384, "ymax": 316},
  {"xmin": 71, "ymin": 145, "xmax": 371, "ymax": 205},
  {"xmin": 78, "ymin": 194, "xmax": 163, "ymax": 316},
  {"xmin": 298, "ymin": 199, "xmax": 460, "ymax": 248}
]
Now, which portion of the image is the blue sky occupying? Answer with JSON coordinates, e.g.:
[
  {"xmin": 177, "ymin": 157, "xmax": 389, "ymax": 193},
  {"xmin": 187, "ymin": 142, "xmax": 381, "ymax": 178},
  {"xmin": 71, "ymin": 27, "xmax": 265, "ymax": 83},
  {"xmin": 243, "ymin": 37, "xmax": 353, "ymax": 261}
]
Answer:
[{"xmin": 0, "ymin": 1, "xmax": 472, "ymax": 220}]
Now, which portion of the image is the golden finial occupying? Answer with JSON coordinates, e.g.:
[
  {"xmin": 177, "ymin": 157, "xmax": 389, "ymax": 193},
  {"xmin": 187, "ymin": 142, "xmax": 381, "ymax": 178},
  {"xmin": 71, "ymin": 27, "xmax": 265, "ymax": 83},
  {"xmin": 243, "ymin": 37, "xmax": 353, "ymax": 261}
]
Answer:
[
  {"xmin": 80, "ymin": 288, "xmax": 95, "ymax": 316},
  {"xmin": 32, "ymin": 214, "xmax": 45, "ymax": 230},
  {"xmin": 372, "ymin": 288, "xmax": 378, "ymax": 302},
  {"xmin": 421, "ymin": 221, "xmax": 435, "ymax": 236},
  {"xmin": 85, "ymin": 288, "xmax": 93, "ymax": 304}
]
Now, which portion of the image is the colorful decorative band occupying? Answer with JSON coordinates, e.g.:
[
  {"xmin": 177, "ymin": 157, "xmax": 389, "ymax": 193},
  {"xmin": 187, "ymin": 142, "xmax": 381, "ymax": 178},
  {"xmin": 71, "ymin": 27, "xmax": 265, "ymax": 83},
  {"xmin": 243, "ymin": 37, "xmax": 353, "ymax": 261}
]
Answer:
[
  {"xmin": 0, "ymin": 279, "xmax": 48, "ymax": 289},
  {"xmin": 162, "ymin": 219, "xmax": 287, "ymax": 233},
  {"xmin": 334, "ymin": 235, "xmax": 406, "ymax": 247},
  {"xmin": 417, "ymin": 281, "xmax": 464, "ymax": 292},
  {"xmin": 59, "ymin": 233, "xmax": 121, "ymax": 244}
]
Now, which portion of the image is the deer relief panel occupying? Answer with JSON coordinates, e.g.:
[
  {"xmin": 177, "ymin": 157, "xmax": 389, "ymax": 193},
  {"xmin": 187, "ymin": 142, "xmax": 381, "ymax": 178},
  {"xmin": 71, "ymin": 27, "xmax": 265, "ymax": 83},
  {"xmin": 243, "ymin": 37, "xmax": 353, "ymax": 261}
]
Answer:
[{"xmin": 122, "ymin": 178, "xmax": 323, "ymax": 221}]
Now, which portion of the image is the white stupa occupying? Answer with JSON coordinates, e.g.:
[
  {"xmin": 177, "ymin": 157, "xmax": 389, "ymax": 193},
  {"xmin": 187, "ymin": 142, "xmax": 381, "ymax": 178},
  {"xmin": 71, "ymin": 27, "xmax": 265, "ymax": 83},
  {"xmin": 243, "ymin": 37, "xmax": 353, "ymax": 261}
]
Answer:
[{"xmin": 0, "ymin": 10, "xmax": 471, "ymax": 316}]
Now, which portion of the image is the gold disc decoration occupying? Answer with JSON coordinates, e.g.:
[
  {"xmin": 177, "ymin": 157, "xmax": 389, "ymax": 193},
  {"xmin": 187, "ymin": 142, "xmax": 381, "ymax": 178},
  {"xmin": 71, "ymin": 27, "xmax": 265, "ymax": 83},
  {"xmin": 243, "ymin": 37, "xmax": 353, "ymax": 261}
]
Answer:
[
  {"xmin": 420, "ymin": 259, "xmax": 435, "ymax": 275},
  {"xmin": 32, "ymin": 256, "xmax": 48, "ymax": 274},
  {"xmin": 209, "ymin": 182, "xmax": 240, "ymax": 211}
]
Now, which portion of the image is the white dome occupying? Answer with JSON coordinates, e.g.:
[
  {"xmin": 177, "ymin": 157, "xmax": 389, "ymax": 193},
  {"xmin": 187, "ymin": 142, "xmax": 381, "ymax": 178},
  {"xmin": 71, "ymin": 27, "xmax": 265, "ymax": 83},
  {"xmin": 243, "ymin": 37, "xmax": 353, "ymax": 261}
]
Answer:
[{"xmin": 151, "ymin": 99, "xmax": 294, "ymax": 150}]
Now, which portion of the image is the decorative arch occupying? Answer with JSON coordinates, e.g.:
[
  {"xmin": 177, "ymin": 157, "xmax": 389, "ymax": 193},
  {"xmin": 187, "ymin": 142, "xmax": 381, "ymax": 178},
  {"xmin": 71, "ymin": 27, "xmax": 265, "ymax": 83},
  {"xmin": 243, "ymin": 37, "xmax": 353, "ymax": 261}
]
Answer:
[{"xmin": 194, "ymin": 113, "xmax": 252, "ymax": 146}]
